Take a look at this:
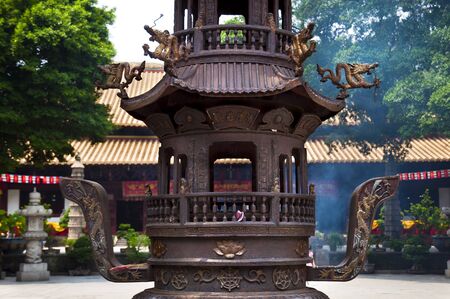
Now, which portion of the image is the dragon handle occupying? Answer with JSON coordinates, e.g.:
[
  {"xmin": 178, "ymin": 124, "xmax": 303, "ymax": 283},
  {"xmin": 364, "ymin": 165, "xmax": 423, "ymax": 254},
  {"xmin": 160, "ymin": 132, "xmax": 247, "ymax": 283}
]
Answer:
[
  {"xmin": 60, "ymin": 177, "xmax": 152, "ymax": 282},
  {"xmin": 308, "ymin": 175, "xmax": 399, "ymax": 281}
]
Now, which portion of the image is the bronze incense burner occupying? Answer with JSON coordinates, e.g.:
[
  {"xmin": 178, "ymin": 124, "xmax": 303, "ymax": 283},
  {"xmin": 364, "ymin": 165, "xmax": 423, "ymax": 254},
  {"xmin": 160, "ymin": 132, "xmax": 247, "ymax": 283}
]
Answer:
[{"xmin": 61, "ymin": 1, "xmax": 397, "ymax": 298}]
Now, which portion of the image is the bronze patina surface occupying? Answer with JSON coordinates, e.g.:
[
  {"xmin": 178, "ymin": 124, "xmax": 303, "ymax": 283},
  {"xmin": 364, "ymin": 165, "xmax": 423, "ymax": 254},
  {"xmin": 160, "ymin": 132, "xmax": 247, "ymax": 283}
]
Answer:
[{"xmin": 61, "ymin": 1, "xmax": 395, "ymax": 298}]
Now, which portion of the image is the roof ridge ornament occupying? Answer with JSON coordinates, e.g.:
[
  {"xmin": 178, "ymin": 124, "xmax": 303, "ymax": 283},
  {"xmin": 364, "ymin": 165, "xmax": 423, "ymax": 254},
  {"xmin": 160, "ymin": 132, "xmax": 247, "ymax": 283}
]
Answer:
[
  {"xmin": 316, "ymin": 63, "xmax": 381, "ymax": 100},
  {"xmin": 143, "ymin": 24, "xmax": 189, "ymax": 78},
  {"xmin": 287, "ymin": 22, "xmax": 317, "ymax": 76},
  {"xmin": 95, "ymin": 61, "xmax": 145, "ymax": 99}
]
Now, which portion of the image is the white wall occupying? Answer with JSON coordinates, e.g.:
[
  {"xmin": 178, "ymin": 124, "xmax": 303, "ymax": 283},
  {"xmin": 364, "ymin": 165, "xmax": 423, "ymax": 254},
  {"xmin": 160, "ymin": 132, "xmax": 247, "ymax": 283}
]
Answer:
[
  {"xmin": 7, "ymin": 189, "xmax": 20, "ymax": 214},
  {"xmin": 439, "ymin": 188, "xmax": 450, "ymax": 208}
]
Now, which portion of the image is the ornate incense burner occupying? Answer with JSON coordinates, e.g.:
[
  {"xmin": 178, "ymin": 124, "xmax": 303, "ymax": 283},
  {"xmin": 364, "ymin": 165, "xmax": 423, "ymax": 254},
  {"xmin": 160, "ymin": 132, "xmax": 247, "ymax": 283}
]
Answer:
[{"xmin": 60, "ymin": 1, "xmax": 397, "ymax": 298}]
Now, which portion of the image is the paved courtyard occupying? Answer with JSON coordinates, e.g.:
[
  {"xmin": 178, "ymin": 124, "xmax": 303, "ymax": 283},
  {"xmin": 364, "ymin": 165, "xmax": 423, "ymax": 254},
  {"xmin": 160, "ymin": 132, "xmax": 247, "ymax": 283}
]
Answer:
[{"xmin": 0, "ymin": 274, "xmax": 449, "ymax": 299}]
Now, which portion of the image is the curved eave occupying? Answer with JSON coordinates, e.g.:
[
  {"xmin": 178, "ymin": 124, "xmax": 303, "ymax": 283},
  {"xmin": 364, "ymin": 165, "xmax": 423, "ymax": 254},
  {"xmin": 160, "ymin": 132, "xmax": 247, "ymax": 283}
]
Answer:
[
  {"xmin": 121, "ymin": 64, "xmax": 345, "ymax": 121},
  {"xmin": 302, "ymin": 82, "xmax": 346, "ymax": 113},
  {"xmin": 120, "ymin": 74, "xmax": 176, "ymax": 112}
]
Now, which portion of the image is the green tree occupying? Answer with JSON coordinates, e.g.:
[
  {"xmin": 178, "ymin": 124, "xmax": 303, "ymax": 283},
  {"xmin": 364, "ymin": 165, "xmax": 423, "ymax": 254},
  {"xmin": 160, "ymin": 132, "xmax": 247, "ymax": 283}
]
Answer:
[
  {"xmin": 293, "ymin": 0, "xmax": 449, "ymax": 157},
  {"xmin": 0, "ymin": 0, "xmax": 115, "ymax": 171},
  {"xmin": 293, "ymin": 0, "xmax": 449, "ymax": 237}
]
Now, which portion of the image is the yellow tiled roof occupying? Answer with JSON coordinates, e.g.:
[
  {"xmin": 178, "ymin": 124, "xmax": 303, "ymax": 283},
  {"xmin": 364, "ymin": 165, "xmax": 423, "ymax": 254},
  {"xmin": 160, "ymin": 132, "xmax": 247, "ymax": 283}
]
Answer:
[{"xmin": 68, "ymin": 136, "xmax": 449, "ymax": 165}]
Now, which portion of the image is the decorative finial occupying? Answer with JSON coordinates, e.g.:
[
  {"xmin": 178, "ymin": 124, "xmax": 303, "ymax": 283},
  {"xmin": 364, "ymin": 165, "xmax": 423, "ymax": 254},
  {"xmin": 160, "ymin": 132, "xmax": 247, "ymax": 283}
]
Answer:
[
  {"xmin": 272, "ymin": 176, "xmax": 280, "ymax": 193},
  {"xmin": 287, "ymin": 22, "xmax": 317, "ymax": 76},
  {"xmin": 95, "ymin": 62, "xmax": 146, "ymax": 99},
  {"xmin": 317, "ymin": 63, "xmax": 381, "ymax": 100}
]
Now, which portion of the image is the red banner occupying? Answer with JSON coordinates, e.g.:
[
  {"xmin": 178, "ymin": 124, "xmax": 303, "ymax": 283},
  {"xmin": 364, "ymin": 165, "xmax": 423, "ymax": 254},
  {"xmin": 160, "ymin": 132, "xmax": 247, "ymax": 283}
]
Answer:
[
  {"xmin": 1, "ymin": 174, "xmax": 60, "ymax": 184},
  {"xmin": 399, "ymin": 169, "xmax": 449, "ymax": 181},
  {"xmin": 122, "ymin": 181, "xmax": 159, "ymax": 197}
]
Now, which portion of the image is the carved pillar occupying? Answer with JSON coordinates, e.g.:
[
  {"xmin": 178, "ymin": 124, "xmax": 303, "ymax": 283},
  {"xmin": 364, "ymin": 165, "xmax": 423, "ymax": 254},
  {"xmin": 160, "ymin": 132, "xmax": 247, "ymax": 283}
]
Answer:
[
  {"xmin": 174, "ymin": 0, "xmax": 184, "ymax": 31},
  {"xmin": 301, "ymin": 147, "xmax": 308, "ymax": 194},
  {"xmin": 204, "ymin": 0, "xmax": 217, "ymax": 25},
  {"xmin": 383, "ymin": 157, "xmax": 401, "ymax": 238},
  {"xmin": 67, "ymin": 155, "xmax": 86, "ymax": 240},
  {"xmin": 258, "ymin": 141, "xmax": 270, "ymax": 192},
  {"xmin": 273, "ymin": 0, "xmax": 280, "ymax": 27},
  {"xmin": 187, "ymin": 0, "xmax": 193, "ymax": 28},
  {"xmin": 16, "ymin": 189, "xmax": 52, "ymax": 281},
  {"xmin": 283, "ymin": 0, "xmax": 292, "ymax": 30}
]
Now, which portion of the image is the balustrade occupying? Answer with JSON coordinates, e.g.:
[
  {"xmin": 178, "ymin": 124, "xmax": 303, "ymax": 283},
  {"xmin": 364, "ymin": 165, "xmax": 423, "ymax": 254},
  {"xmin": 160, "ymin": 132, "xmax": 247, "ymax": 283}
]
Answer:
[
  {"xmin": 147, "ymin": 192, "xmax": 314, "ymax": 225},
  {"xmin": 148, "ymin": 195, "xmax": 180, "ymax": 223},
  {"xmin": 174, "ymin": 25, "xmax": 294, "ymax": 58}
]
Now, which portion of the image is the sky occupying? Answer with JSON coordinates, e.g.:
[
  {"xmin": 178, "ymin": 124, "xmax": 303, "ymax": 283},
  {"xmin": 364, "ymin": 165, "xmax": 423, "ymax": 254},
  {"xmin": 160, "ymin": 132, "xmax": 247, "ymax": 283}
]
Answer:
[{"xmin": 97, "ymin": 0, "xmax": 174, "ymax": 62}]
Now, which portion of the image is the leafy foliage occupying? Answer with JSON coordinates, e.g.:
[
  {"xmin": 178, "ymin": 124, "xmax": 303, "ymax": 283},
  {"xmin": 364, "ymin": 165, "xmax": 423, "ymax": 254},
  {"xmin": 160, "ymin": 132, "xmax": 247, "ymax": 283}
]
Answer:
[
  {"xmin": 67, "ymin": 235, "xmax": 93, "ymax": 269},
  {"xmin": 402, "ymin": 235, "xmax": 429, "ymax": 267},
  {"xmin": 293, "ymin": 0, "xmax": 449, "ymax": 159},
  {"xmin": 0, "ymin": 210, "xmax": 26, "ymax": 237},
  {"xmin": 325, "ymin": 232, "xmax": 345, "ymax": 251},
  {"xmin": 0, "ymin": 0, "xmax": 115, "ymax": 171},
  {"xmin": 59, "ymin": 208, "xmax": 70, "ymax": 229},
  {"xmin": 405, "ymin": 189, "xmax": 449, "ymax": 233},
  {"xmin": 117, "ymin": 223, "xmax": 150, "ymax": 263}
]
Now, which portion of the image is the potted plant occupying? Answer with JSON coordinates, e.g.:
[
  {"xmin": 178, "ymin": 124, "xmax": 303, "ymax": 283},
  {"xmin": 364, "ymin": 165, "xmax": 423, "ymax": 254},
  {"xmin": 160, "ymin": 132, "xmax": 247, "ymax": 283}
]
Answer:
[
  {"xmin": 125, "ymin": 233, "xmax": 150, "ymax": 263},
  {"xmin": 116, "ymin": 223, "xmax": 150, "ymax": 262},
  {"xmin": 64, "ymin": 238, "xmax": 76, "ymax": 254},
  {"xmin": 325, "ymin": 232, "xmax": 344, "ymax": 252},
  {"xmin": 116, "ymin": 223, "xmax": 134, "ymax": 252},
  {"xmin": 0, "ymin": 210, "xmax": 26, "ymax": 254},
  {"xmin": 406, "ymin": 189, "xmax": 449, "ymax": 252},
  {"xmin": 67, "ymin": 236, "xmax": 93, "ymax": 275},
  {"xmin": 402, "ymin": 235, "xmax": 429, "ymax": 273},
  {"xmin": 386, "ymin": 238, "xmax": 404, "ymax": 252}
]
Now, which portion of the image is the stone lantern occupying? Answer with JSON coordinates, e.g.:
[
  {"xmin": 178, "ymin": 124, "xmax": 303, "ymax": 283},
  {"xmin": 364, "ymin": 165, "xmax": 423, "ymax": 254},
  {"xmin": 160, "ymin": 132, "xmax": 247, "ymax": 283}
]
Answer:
[
  {"xmin": 16, "ymin": 188, "xmax": 52, "ymax": 281},
  {"xmin": 67, "ymin": 155, "xmax": 86, "ymax": 240}
]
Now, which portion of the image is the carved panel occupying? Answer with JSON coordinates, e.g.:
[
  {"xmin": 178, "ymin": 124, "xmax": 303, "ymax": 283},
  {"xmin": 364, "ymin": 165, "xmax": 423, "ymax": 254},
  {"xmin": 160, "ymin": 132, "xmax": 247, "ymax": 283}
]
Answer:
[
  {"xmin": 295, "ymin": 239, "xmax": 309, "ymax": 258},
  {"xmin": 60, "ymin": 178, "xmax": 149, "ymax": 282},
  {"xmin": 217, "ymin": 268, "xmax": 242, "ymax": 292},
  {"xmin": 193, "ymin": 268, "xmax": 266, "ymax": 292},
  {"xmin": 145, "ymin": 113, "xmax": 176, "ymax": 137},
  {"xmin": 171, "ymin": 271, "xmax": 188, "ymax": 290},
  {"xmin": 213, "ymin": 240, "xmax": 246, "ymax": 259},
  {"xmin": 293, "ymin": 114, "xmax": 322, "ymax": 138},
  {"xmin": 207, "ymin": 106, "xmax": 260, "ymax": 130},
  {"xmin": 308, "ymin": 177, "xmax": 399, "ymax": 282},
  {"xmin": 272, "ymin": 267, "xmax": 306, "ymax": 290},
  {"xmin": 174, "ymin": 106, "xmax": 210, "ymax": 132},
  {"xmin": 259, "ymin": 108, "xmax": 294, "ymax": 133},
  {"xmin": 152, "ymin": 240, "xmax": 167, "ymax": 258}
]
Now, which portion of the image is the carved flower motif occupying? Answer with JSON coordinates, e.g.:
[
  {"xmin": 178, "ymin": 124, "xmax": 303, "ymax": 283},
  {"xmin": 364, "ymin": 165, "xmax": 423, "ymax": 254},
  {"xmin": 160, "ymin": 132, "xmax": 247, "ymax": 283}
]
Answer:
[{"xmin": 213, "ymin": 241, "xmax": 246, "ymax": 259}]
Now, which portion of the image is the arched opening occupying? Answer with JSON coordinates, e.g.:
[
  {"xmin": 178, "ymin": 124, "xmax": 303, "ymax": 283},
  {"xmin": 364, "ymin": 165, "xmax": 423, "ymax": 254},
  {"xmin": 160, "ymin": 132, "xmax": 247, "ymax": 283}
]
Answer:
[
  {"xmin": 209, "ymin": 142, "xmax": 256, "ymax": 192},
  {"xmin": 292, "ymin": 149, "xmax": 302, "ymax": 193},
  {"xmin": 161, "ymin": 148, "xmax": 174, "ymax": 194},
  {"xmin": 218, "ymin": 1, "xmax": 249, "ymax": 24}
]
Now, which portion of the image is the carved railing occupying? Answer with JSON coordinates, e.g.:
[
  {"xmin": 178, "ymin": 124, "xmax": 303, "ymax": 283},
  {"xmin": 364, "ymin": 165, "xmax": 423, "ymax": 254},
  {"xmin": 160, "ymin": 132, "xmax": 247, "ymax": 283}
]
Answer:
[
  {"xmin": 147, "ymin": 192, "xmax": 314, "ymax": 225},
  {"xmin": 148, "ymin": 194, "xmax": 180, "ymax": 223},
  {"xmin": 174, "ymin": 25, "xmax": 295, "ymax": 58}
]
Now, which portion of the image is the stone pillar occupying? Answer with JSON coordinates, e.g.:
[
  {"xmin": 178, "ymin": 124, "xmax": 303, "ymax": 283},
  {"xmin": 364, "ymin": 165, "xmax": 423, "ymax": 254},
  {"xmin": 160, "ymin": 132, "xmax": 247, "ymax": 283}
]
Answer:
[
  {"xmin": 383, "ymin": 157, "xmax": 402, "ymax": 238},
  {"xmin": 16, "ymin": 188, "xmax": 52, "ymax": 281},
  {"xmin": 67, "ymin": 155, "xmax": 86, "ymax": 240}
]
